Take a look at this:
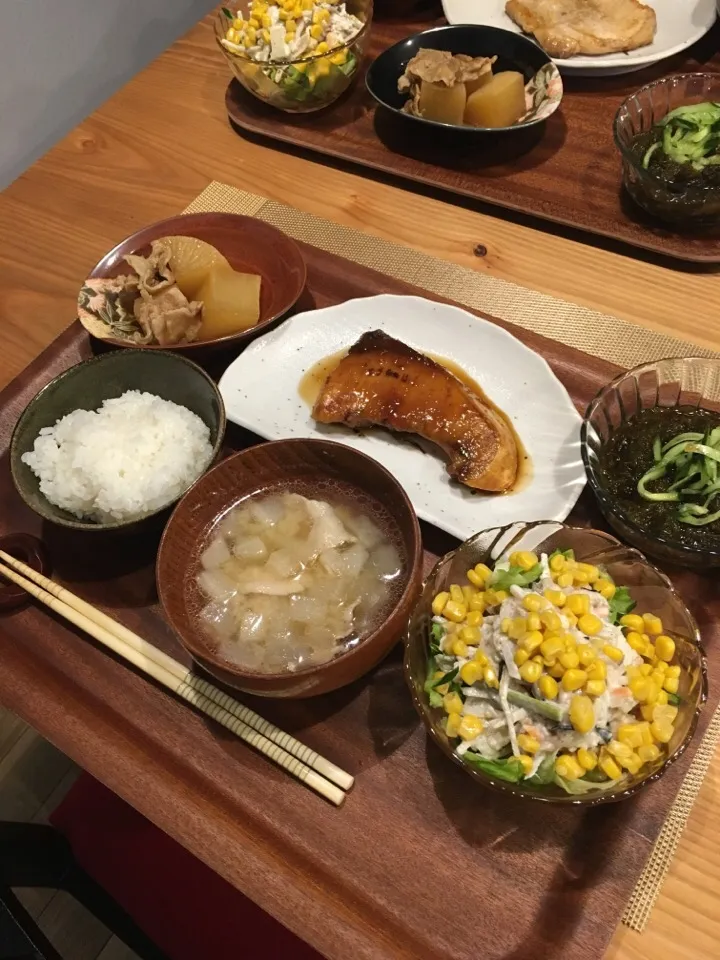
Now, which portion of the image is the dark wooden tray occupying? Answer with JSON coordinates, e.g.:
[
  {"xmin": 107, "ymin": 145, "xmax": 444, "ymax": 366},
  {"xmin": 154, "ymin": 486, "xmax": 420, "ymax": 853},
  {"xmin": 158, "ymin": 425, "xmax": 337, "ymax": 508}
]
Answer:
[
  {"xmin": 226, "ymin": 17, "xmax": 720, "ymax": 263},
  {"xmin": 0, "ymin": 242, "xmax": 718, "ymax": 960}
]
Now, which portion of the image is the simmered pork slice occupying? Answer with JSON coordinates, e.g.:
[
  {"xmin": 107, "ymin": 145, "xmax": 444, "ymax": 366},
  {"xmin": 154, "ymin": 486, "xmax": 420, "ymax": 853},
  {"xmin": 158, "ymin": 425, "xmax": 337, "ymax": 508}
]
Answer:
[{"xmin": 311, "ymin": 330, "xmax": 519, "ymax": 493}]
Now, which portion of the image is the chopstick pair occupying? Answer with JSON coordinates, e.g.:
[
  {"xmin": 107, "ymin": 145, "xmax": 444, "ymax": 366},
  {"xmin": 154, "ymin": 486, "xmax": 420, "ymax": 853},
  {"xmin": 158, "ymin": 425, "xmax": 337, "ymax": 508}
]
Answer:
[{"xmin": 0, "ymin": 549, "xmax": 353, "ymax": 806}]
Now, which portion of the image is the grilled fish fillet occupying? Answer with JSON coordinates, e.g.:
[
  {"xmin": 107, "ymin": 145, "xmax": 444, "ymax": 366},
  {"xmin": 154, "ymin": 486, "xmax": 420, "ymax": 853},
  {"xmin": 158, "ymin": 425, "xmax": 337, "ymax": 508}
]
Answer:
[
  {"xmin": 311, "ymin": 330, "xmax": 518, "ymax": 493},
  {"xmin": 505, "ymin": 0, "xmax": 656, "ymax": 59}
]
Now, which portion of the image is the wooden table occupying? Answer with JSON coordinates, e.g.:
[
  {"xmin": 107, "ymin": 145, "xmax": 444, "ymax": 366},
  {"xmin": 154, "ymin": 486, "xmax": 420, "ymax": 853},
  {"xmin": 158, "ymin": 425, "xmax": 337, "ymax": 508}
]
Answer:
[{"xmin": 0, "ymin": 13, "xmax": 718, "ymax": 960}]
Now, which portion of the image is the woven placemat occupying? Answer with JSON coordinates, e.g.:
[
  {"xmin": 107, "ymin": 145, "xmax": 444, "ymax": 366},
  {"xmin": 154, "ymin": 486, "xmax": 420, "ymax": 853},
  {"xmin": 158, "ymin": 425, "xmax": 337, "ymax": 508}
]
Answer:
[{"xmin": 184, "ymin": 181, "xmax": 720, "ymax": 932}]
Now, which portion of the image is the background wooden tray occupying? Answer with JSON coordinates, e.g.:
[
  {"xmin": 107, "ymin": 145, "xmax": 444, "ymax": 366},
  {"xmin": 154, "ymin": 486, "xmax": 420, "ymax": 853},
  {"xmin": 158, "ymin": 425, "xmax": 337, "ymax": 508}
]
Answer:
[
  {"xmin": 225, "ymin": 16, "xmax": 720, "ymax": 264},
  {"xmin": 1, "ymin": 243, "xmax": 718, "ymax": 960}
]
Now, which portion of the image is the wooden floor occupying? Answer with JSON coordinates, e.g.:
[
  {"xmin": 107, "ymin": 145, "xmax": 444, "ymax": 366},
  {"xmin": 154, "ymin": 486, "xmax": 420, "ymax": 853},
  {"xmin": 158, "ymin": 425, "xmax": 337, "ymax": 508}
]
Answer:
[{"xmin": 0, "ymin": 706, "xmax": 141, "ymax": 960}]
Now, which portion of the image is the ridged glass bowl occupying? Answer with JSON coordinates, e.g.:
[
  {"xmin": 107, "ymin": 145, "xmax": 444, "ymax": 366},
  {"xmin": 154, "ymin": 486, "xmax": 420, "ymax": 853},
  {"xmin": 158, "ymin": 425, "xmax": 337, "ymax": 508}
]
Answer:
[
  {"xmin": 614, "ymin": 74, "xmax": 720, "ymax": 226},
  {"xmin": 404, "ymin": 521, "xmax": 707, "ymax": 805},
  {"xmin": 214, "ymin": 0, "xmax": 372, "ymax": 113},
  {"xmin": 582, "ymin": 358, "xmax": 720, "ymax": 568}
]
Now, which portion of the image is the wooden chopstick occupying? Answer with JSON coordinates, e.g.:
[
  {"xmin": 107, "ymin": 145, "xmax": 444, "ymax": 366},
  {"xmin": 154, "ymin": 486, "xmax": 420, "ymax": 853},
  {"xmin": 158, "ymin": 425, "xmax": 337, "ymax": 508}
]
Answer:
[{"xmin": 0, "ymin": 553, "xmax": 351, "ymax": 805}]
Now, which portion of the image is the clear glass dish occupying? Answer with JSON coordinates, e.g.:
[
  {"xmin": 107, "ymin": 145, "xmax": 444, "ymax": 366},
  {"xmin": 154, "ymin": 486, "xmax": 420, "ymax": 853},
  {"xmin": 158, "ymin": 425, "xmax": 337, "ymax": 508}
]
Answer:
[
  {"xmin": 214, "ymin": 0, "xmax": 372, "ymax": 113},
  {"xmin": 404, "ymin": 521, "xmax": 707, "ymax": 805},
  {"xmin": 582, "ymin": 358, "xmax": 720, "ymax": 568},
  {"xmin": 613, "ymin": 73, "xmax": 720, "ymax": 226}
]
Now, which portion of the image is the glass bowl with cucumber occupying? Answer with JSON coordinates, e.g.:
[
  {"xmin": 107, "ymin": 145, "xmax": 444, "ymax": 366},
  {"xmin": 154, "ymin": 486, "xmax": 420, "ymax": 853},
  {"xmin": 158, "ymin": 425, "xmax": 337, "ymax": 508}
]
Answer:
[
  {"xmin": 404, "ymin": 521, "xmax": 707, "ymax": 805},
  {"xmin": 215, "ymin": 0, "xmax": 372, "ymax": 113}
]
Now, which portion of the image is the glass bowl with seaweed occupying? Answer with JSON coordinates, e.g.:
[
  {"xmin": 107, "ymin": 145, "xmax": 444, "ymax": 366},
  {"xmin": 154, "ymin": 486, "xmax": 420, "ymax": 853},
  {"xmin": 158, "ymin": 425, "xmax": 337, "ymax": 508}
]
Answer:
[{"xmin": 614, "ymin": 74, "xmax": 720, "ymax": 226}]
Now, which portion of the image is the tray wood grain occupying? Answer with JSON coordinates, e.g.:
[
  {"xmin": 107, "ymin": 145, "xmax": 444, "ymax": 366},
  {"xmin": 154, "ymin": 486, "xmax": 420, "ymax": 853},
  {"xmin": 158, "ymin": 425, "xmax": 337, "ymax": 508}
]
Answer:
[
  {"xmin": 0, "ymin": 241, "xmax": 718, "ymax": 960},
  {"xmin": 226, "ymin": 17, "xmax": 720, "ymax": 263}
]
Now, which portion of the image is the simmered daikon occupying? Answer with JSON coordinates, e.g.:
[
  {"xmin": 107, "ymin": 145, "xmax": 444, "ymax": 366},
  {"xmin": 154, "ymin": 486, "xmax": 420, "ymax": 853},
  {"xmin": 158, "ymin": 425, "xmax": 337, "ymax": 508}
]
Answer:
[
  {"xmin": 197, "ymin": 493, "xmax": 404, "ymax": 673},
  {"xmin": 196, "ymin": 264, "xmax": 262, "ymax": 340},
  {"xmin": 418, "ymin": 79, "xmax": 467, "ymax": 125},
  {"xmin": 464, "ymin": 71, "xmax": 526, "ymax": 128}
]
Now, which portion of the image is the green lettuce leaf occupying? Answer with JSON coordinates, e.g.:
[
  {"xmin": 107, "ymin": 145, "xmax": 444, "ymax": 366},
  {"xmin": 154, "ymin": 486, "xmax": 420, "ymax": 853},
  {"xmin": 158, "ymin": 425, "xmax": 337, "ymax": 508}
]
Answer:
[
  {"xmin": 554, "ymin": 772, "xmax": 621, "ymax": 795},
  {"xmin": 608, "ymin": 586, "xmax": 636, "ymax": 625},
  {"xmin": 491, "ymin": 563, "xmax": 543, "ymax": 592},
  {"xmin": 526, "ymin": 754, "xmax": 556, "ymax": 785},
  {"xmin": 548, "ymin": 548, "xmax": 575, "ymax": 562},
  {"xmin": 463, "ymin": 754, "xmax": 525, "ymax": 783}
]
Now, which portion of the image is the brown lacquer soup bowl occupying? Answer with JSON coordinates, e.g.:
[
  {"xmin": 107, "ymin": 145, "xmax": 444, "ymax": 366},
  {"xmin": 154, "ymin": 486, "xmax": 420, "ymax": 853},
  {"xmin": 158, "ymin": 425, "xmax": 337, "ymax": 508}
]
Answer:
[{"xmin": 157, "ymin": 438, "xmax": 423, "ymax": 698}]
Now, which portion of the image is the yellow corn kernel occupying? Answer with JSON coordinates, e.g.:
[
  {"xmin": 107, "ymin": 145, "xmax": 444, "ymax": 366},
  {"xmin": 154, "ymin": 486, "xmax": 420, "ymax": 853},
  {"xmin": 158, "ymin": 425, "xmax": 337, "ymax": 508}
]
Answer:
[
  {"xmin": 444, "ymin": 601, "xmax": 466, "ymax": 623},
  {"xmin": 637, "ymin": 721, "xmax": 653, "ymax": 746},
  {"xmin": 602, "ymin": 643, "xmax": 624, "ymax": 663},
  {"xmin": 517, "ymin": 733, "xmax": 540, "ymax": 754},
  {"xmin": 577, "ymin": 613, "xmax": 602, "ymax": 636},
  {"xmin": 466, "ymin": 568, "xmax": 484, "ymax": 587},
  {"xmin": 517, "ymin": 754, "xmax": 534, "ymax": 775},
  {"xmin": 585, "ymin": 679, "xmax": 606, "ymax": 697},
  {"xmin": 313, "ymin": 6, "xmax": 331, "ymax": 21},
  {"xmin": 459, "ymin": 626, "xmax": 479, "ymax": 645},
  {"xmin": 483, "ymin": 666, "xmax": 499, "ymax": 689},
  {"xmin": 292, "ymin": 2, "xmax": 303, "ymax": 17},
  {"xmin": 242, "ymin": 33, "xmax": 254, "ymax": 47},
  {"xmin": 638, "ymin": 743, "xmax": 661, "ymax": 763},
  {"xmin": 458, "ymin": 714, "xmax": 484, "ymax": 741},
  {"xmin": 549, "ymin": 661, "xmax": 566, "ymax": 679},
  {"xmin": 595, "ymin": 578, "xmax": 616, "ymax": 599},
  {"xmin": 653, "ymin": 703, "xmax": 678, "ymax": 724},
  {"xmin": 278, "ymin": 7, "xmax": 290, "ymax": 18},
  {"xmin": 555, "ymin": 754, "xmax": 583, "ymax": 781},
  {"xmin": 565, "ymin": 593, "xmax": 590, "ymax": 616},
  {"xmin": 486, "ymin": 589, "xmax": 508, "ymax": 605},
  {"xmin": 640, "ymin": 704, "xmax": 655, "ymax": 722},
  {"xmin": 226, "ymin": 27, "xmax": 239, "ymax": 43},
  {"xmin": 599, "ymin": 750, "xmax": 622, "ymax": 780},
  {"xmin": 654, "ymin": 634, "xmax": 675, "ymax": 662},
  {"xmin": 519, "ymin": 660, "xmax": 542, "ymax": 684},
  {"xmin": 514, "ymin": 649, "xmax": 530, "ymax": 667},
  {"xmin": 514, "ymin": 550, "xmax": 539, "ymax": 571},
  {"xmin": 461, "ymin": 586, "xmax": 475, "ymax": 607},
  {"xmin": 526, "ymin": 613, "xmax": 542, "ymax": 632},
  {"xmin": 656, "ymin": 689, "xmax": 668, "ymax": 705},
  {"xmin": 443, "ymin": 692, "xmax": 463, "ymax": 715},
  {"xmin": 559, "ymin": 650, "xmax": 580, "ymax": 670},
  {"xmin": 519, "ymin": 631, "xmax": 544, "ymax": 655},
  {"xmin": 248, "ymin": 16, "xmax": 260, "ymax": 27},
  {"xmin": 663, "ymin": 676, "xmax": 679, "ymax": 694},
  {"xmin": 667, "ymin": 664, "xmax": 681, "ymax": 679},
  {"xmin": 564, "ymin": 611, "xmax": 578, "ymax": 629},
  {"xmin": 541, "ymin": 590, "xmax": 564, "ymax": 609},
  {"xmin": 549, "ymin": 553, "xmax": 567, "ymax": 572},
  {"xmin": 654, "ymin": 660, "xmax": 668, "ymax": 673},
  {"xmin": 508, "ymin": 617, "xmax": 528, "ymax": 640},
  {"xmin": 650, "ymin": 721, "xmax": 673, "ymax": 744},
  {"xmin": 445, "ymin": 712, "xmax": 462, "ymax": 737},
  {"xmin": 569, "ymin": 694, "xmax": 595, "ymax": 733},
  {"xmin": 576, "ymin": 644, "xmax": 596, "ymax": 668},
  {"xmin": 572, "ymin": 570, "xmax": 590, "ymax": 585},
  {"xmin": 501, "ymin": 617, "xmax": 513, "ymax": 634},
  {"xmin": 645, "ymin": 680, "xmax": 661, "ymax": 705},
  {"xmin": 460, "ymin": 661, "xmax": 482, "ymax": 685},
  {"xmin": 562, "ymin": 668, "xmax": 588, "ymax": 693},
  {"xmin": 540, "ymin": 636, "xmax": 565, "ymax": 660},
  {"xmin": 624, "ymin": 754, "xmax": 643, "ymax": 775},
  {"xmin": 617, "ymin": 723, "xmax": 644, "ymax": 748},
  {"xmin": 639, "ymin": 663, "xmax": 653, "ymax": 677},
  {"xmin": 629, "ymin": 677, "xmax": 650, "ymax": 701},
  {"xmin": 626, "ymin": 631, "xmax": 646, "ymax": 653},
  {"xmin": 540, "ymin": 611, "xmax": 562, "ymax": 632},
  {"xmin": 563, "ymin": 632, "xmax": 577, "ymax": 648},
  {"xmin": 469, "ymin": 594, "xmax": 485, "ymax": 613},
  {"xmin": 471, "ymin": 563, "xmax": 491, "ymax": 583},
  {"xmin": 577, "ymin": 747, "xmax": 598, "ymax": 771},
  {"xmin": 642, "ymin": 613, "xmax": 663, "ymax": 635},
  {"xmin": 557, "ymin": 572, "xmax": 574, "ymax": 589},
  {"xmin": 607, "ymin": 739, "xmax": 633, "ymax": 761},
  {"xmin": 431, "ymin": 593, "xmax": 448, "ymax": 618},
  {"xmin": 261, "ymin": 27, "xmax": 271, "ymax": 42},
  {"xmin": 522, "ymin": 594, "xmax": 544, "ymax": 613},
  {"xmin": 451, "ymin": 639, "xmax": 469, "ymax": 658},
  {"xmin": 473, "ymin": 650, "xmax": 488, "ymax": 666},
  {"xmin": 233, "ymin": 16, "xmax": 244, "ymax": 27},
  {"xmin": 538, "ymin": 675, "xmax": 559, "ymax": 699},
  {"xmin": 532, "ymin": 654, "xmax": 544, "ymax": 664},
  {"xmin": 621, "ymin": 613, "xmax": 644, "ymax": 633},
  {"xmin": 644, "ymin": 641, "xmax": 656, "ymax": 660},
  {"xmin": 466, "ymin": 611, "xmax": 483, "ymax": 629},
  {"xmin": 586, "ymin": 659, "xmax": 607, "ymax": 681},
  {"xmin": 449, "ymin": 584, "xmax": 464, "ymax": 604}
]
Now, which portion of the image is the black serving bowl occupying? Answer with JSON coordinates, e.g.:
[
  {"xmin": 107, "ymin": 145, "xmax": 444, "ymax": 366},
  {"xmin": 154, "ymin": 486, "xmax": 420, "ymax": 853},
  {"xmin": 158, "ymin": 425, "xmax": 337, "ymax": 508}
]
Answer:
[{"xmin": 366, "ymin": 24, "xmax": 562, "ymax": 135}]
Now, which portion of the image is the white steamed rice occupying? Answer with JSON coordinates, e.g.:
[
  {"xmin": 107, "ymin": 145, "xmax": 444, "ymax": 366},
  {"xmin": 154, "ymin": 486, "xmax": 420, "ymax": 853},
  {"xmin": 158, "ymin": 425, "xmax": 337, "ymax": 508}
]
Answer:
[{"xmin": 21, "ymin": 390, "xmax": 213, "ymax": 523}]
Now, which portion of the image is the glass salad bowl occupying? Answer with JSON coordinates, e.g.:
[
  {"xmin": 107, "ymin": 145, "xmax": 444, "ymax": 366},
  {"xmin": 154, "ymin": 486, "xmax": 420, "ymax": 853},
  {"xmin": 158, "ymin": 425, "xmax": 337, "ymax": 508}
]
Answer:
[
  {"xmin": 404, "ymin": 521, "xmax": 707, "ymax": 805},
  {"xmin": 214, "ymin": 0, "xmax": 372, "ymax": 113},
  {"xmin": 614, "ymin": 74, "xmax": 720, "ymax": 226}
]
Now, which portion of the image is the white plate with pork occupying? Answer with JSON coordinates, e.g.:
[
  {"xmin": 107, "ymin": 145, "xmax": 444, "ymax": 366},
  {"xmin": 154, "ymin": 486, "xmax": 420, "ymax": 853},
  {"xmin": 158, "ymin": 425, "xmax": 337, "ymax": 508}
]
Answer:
[
  {"xmin": 441, "ymin": 0, "xmax": 717, "ymax": 76},
  {"xmin": 218, "ymin": 295, "xmax": 585, "ymax": 542}
]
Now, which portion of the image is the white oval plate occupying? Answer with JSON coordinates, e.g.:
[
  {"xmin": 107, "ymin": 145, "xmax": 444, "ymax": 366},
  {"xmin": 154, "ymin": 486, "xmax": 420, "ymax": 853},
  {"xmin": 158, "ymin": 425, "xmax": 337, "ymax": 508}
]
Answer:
[
  {"xmin": 441, "ymin": 0, "xmax": 716, "ymax": 76},
  {"xmin": 219, "ymin": 295, "xmax": 585, "ymax": 542}
]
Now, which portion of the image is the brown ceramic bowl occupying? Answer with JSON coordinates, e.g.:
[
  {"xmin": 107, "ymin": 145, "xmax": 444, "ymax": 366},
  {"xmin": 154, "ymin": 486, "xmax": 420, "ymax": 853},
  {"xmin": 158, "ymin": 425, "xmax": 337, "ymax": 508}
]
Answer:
[
  {"xmin": 157, "ymin": 438, "xmax": 423, "ymax": 698},
  {"xmin": 82, "ymin": 212, "xmax": 306, "ymax": 354},
  {"xmin": 405, "ymin": 521, "xmax": 707, "ymax": 805}
]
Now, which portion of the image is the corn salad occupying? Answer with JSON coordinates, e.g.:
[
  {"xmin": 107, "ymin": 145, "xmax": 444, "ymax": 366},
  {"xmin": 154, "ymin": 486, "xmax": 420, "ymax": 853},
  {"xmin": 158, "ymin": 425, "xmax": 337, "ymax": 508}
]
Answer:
[
  {"xmin": 221, "ymin": 0, "xmax": 362, "ymax": 63},
  {"xmin": 425, "ymin": 548, "xmax": 683, "ymax": 794}
]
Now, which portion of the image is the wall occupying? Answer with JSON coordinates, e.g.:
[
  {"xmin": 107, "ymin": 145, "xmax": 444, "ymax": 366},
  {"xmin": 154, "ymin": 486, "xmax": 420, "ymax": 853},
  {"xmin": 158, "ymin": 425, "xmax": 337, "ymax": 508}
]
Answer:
[{"xmin": 0, "ymin": 0, "xmax": 217, "ymax": 190}]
